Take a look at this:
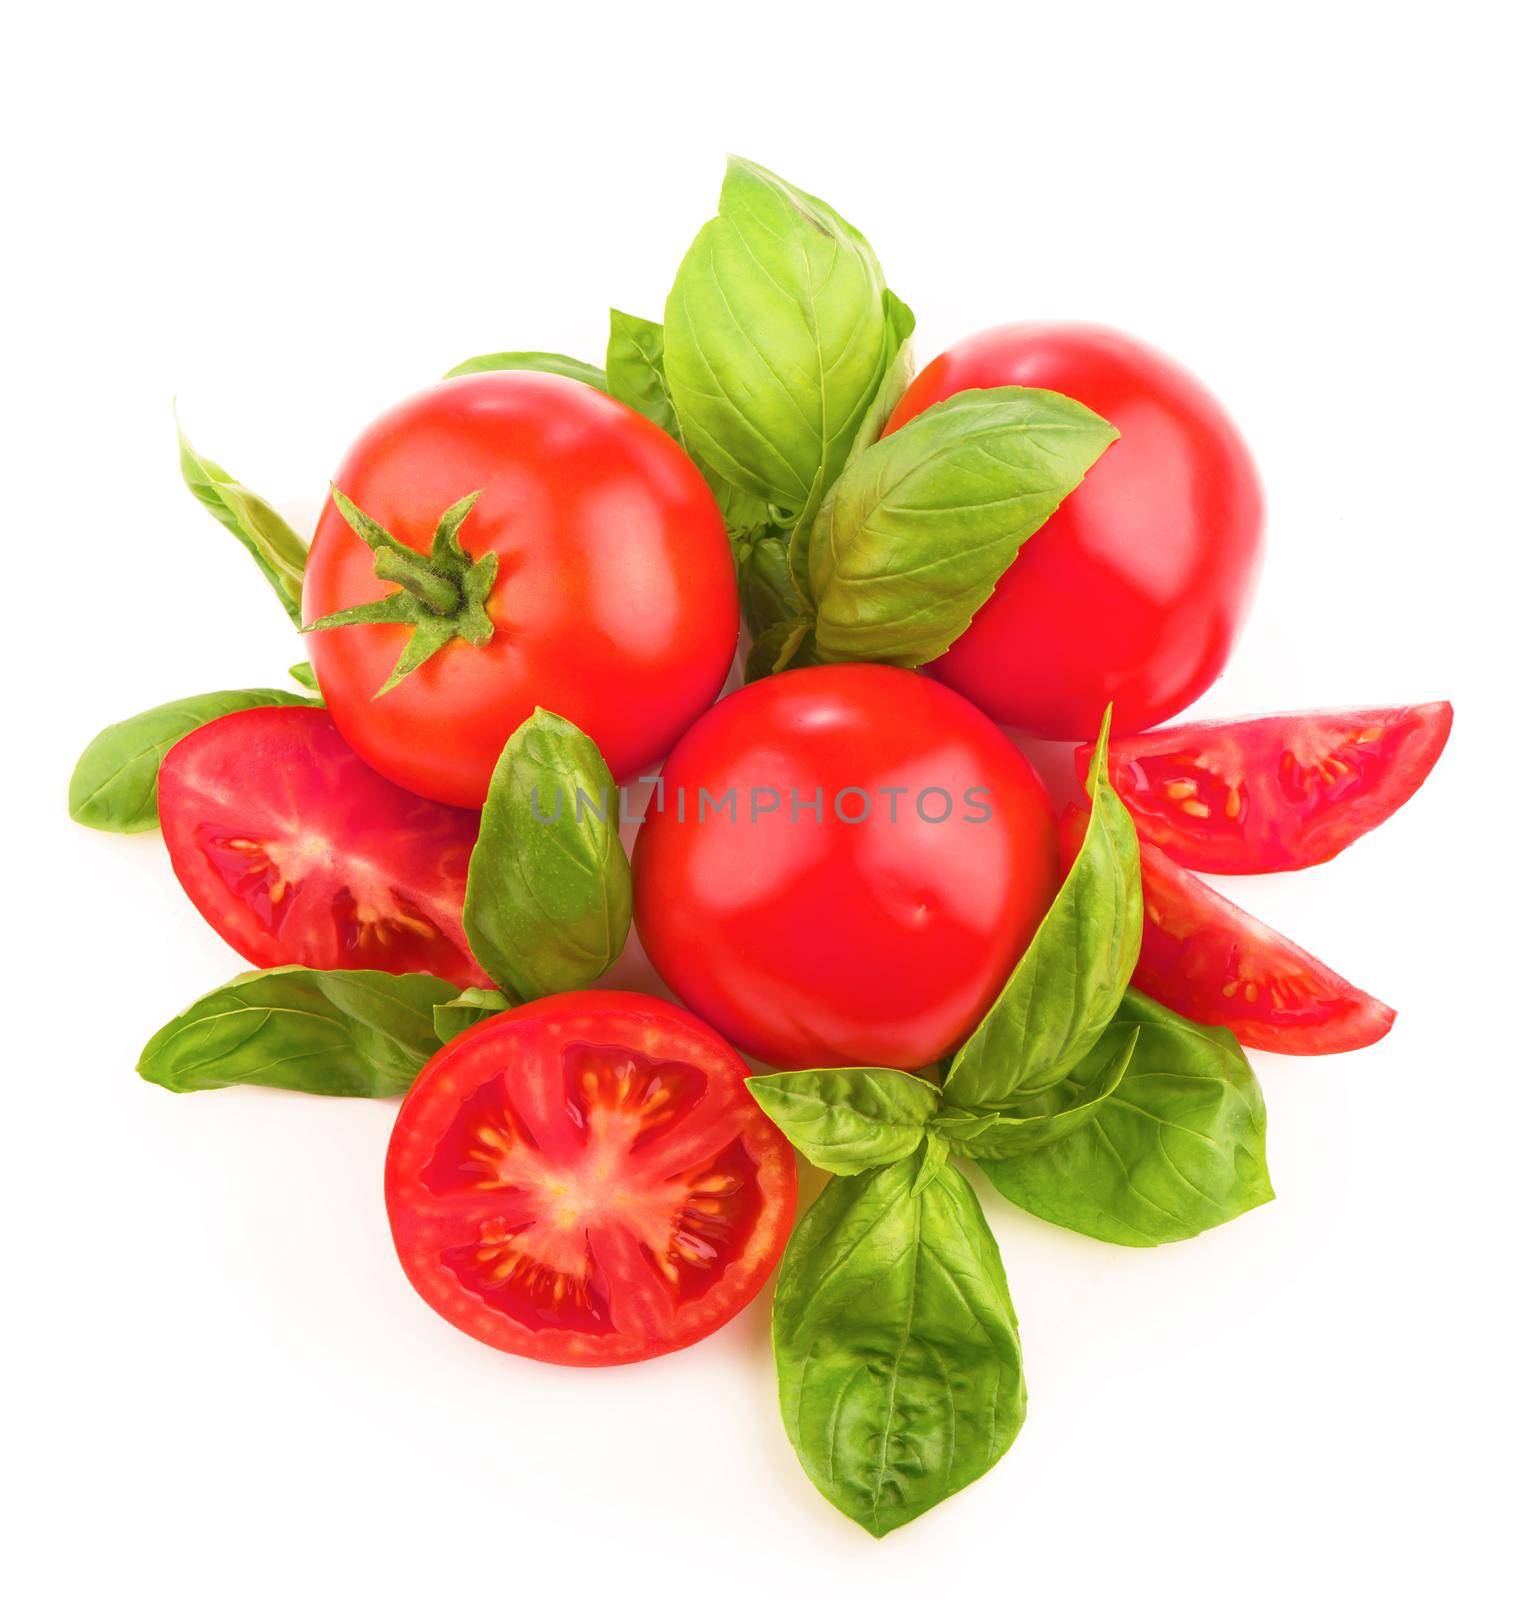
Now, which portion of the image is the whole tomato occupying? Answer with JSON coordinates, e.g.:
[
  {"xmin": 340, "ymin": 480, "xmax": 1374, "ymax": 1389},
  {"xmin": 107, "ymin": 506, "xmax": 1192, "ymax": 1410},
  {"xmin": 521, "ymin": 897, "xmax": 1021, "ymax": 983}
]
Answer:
[
  {"xmin": 886, "ymin": 324, "xmax": 1264, "ymax": 741},
  {"xmin": 632, "ymin": 664, "xmax": 1058, "ymax": 1071},
  {"xmin": 303, "ymin": 371, "xmax": 738, "ymax": 808}
]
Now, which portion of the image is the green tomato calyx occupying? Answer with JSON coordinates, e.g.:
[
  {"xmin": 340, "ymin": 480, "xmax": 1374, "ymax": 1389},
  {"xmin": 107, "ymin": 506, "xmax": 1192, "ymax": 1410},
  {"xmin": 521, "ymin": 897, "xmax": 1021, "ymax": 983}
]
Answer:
[{"xmin": 304, "ymin": 487, "xmax": 497, "ymax": 696}]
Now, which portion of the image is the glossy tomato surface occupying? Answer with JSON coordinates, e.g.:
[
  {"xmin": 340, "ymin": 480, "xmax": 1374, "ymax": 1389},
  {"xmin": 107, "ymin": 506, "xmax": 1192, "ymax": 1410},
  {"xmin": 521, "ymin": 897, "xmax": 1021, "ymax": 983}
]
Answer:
[
  {"xmin": 886, "ymin": 324, "xmax": 1264, "ymax": 741},
  {"xmin": 304, "ymin": 372, "xmax": 738, "ymax": 807},
  {"xmin": 633, "ymin": 665, "xmax": 1059, "ymax": 1071},
  {"xmin": 1077, "ymin": 702, "xmax": 1453, "ymax": 873},
  {"xmin": 386, "ymin": 991, "xmax": 796, "ymax": 1366},
  {"xmin": 1060, "ymin": 809, "xmax": 1393, "ymax": 1054},
  {"xmin": 159, "ymin": 706, "xmax": 486, "ymax": 985}
]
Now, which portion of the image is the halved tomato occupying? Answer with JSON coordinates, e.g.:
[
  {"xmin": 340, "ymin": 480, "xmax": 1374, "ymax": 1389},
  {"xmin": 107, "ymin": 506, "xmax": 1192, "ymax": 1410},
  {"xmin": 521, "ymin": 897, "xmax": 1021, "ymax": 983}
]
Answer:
[
  {"xmin": 1076, "ymin": 703, "xmax": 1453, "ymax": 873},
  {"xmin": 159, "ymin": 705, "xmax": 486, "ymax": 986},
  {"xmin": 386, "ymin": 992, "xmax": 796, "ymax": 1366},
  {"xmin": 1060, "ymin": 809, "xmax": 1394, "ymax": 1054}
]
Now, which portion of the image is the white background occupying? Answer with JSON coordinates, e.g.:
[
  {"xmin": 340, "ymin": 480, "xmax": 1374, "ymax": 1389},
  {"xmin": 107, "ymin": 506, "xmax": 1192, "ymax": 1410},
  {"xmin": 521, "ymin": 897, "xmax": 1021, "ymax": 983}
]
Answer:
[{"xmin": 7, "ymin": 3, "xmax": 1513, "ymax": 1594}]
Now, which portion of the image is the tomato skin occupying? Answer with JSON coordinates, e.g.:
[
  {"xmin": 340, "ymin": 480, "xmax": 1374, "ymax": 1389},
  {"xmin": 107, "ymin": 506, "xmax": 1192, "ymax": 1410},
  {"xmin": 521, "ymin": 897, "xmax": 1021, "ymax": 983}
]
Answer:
[
  {"xmin": 304, "ymin": 372, "xmax": 738, "ymax": 808},
  {"xmin": 159, "ymin": 705, "xmax": 486, "ymax": 986},
  {"xmin": 632, "ymin": 665, "xmax": 1059, "ymax": 1071},
  {"xmin": 886, "ymin": 324, "xmax": 1264, "ymax": 741},
  {"xmin": 1076, "ymin": 702, "xmax": 1453, "ymax": 873},
  {"xmin": 386, "ymin": 991, "xmax": 796, "ymax": 1367},
  {"xmin": 1060, "ymin": 809, "xmax": 1394, "ymax": 1054}
]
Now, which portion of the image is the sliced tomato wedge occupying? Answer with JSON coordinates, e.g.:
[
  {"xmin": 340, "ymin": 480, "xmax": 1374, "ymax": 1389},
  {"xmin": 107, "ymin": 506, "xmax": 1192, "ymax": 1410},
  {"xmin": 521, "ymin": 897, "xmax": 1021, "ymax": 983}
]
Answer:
[
  {"xmin": 1060, "ymin": 809, "xmax": 1394, "ymax": 1054},
  {"xmin": 159, "ymin": 705, "xmax": 486, "ymax": 986},
  {"xmin": 1075, "ymin": 703, "xmax": 1453, "ymax": 873},
  {"xmin": 386, "ymin": 992, "xmax": 797, "ymax": 1365}
]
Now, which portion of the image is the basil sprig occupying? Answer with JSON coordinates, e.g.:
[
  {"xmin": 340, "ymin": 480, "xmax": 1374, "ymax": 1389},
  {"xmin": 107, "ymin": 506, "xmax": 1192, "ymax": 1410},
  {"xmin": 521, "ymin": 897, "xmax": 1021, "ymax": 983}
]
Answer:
[
  {"xmin": 772, "ymin": 1152, "xmax": 1026, "ymax": 1538},
  {"xmin": 69, "ymin": 687, "xmax": 313, "ymax": 834},
  {"xmin": 944, "ymin": 707, "xmax": 1142, "ymax": 1109},
  {"xmin": 138, "ymin": 967, "xmax": 463, "ymax": 1096},
  {"xmin": 177, "ymin": 419, "xmax": 309, "ymax": 625},
  {"xmin": 462, "ymin": 709, "xmax": 632, "ymax": 1002},
  {"xmin": 749, "ymin": 718, "xmax": 1271, "ymax": 1534},
  {"xmin": 431, "ymin": 987, "xmax": 512, "ymax": 1045}
]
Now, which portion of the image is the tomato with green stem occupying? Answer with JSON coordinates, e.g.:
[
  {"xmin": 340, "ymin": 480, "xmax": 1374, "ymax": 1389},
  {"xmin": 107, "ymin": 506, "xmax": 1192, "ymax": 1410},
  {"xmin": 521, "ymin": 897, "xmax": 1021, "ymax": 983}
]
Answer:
[
  {"xmin": 386, "ymin": 992, "xmax": 796, "ymax": 1366},
  {"xmin": 303, "ymin": 371, "xmax": 738, "ymax": 808}
]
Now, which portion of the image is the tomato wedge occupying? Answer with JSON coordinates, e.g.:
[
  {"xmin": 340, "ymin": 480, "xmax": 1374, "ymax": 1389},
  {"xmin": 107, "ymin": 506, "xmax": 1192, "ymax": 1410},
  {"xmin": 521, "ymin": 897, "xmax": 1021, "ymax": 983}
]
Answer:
[
  {"xmin": 1060, "ymin": 809, "xmax": 1394, "ymax": 1054},
  {"xmin": 159, "ymin": 705, "xmax": 486, "ymax": 986},
  {"xmin": 1076, "ymin": 703, "xmax": 1452, "ymax": 873},
  {"xmin": 386, "ymin": 992, "xmax": 797, "ymax": 1365}
]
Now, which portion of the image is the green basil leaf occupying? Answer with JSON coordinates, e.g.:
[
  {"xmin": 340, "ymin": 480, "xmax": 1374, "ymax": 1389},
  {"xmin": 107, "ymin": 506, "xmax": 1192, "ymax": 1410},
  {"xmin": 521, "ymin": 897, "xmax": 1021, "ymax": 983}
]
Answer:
[
  {"xmin": 787, "ymin": 287, "xmax": 915, "ymax": 606},
  {"xmin": 177, "ymin": 420, "xmax": 309, "ymax": 626},
  {"xmin": 287, "ymin": 661, "xmax": 318, "ymax": 692},
  {"xmin": 805, "ymin": 388, "xmax": 1118, "ymax": 666},
  {"xmin": 605, "ymin": 309, "xmax": 682, "ymax": 438},
  {"xmin": 69, "ymin": 688, "xmax": 312, "ymax": 833},
  {"xmin": 462, "ymin": 709, "xmax": 631, "ymax": 1001},
  {"xmin": 773, "ymin": 1155, "xmax": 1026, "ymax": 1537},
  {"xmin": 977, "ymin": 990, "xmax": 1273, "ymax": 1246},
  {"xmin": 747, "ymin": 1067, "xmax": 938, "ymax": 1174},
  {"xmin": 943, "ymin": 1024, "xmax": 1139, "ymax": 1159},
  {"xmin": 739, "ymin": 532, "xmax": 806, "ymax": 640},
  {"xmin": 743, "ymin": 618, "xmax": 818, "ymax": 683},
  {"xmin": 944, "ymin": 707, "xmax": 1141, "ymax": 1108},
  {"xmin": 432, "ymin": 987, "xmax": 511, "ymax": 1045},
  {"xmin": 664, "ymin": 157, "xmax": 894, "ymax": 526},
  {"xmin": 138, "ymin": 967, "xmax": 456, "ymax": 1096},
  {"xmin": 443, "ymin": 350, "xmax": 608, "ymax": 388}
]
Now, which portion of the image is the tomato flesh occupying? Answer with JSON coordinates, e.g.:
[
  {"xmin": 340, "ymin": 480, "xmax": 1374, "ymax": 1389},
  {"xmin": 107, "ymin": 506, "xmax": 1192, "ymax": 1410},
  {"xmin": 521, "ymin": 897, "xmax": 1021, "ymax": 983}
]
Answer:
[
  {"xmin": 303, "ymin": 371, "xmax": 738, "ymax": 808},
  {"xmin": 886, "ymin": 323, "xmax": 1263, "ymax": 740},
  {"xmin": 386, "ymin": 992, "xmax": 796, "ymax": 1365},
  {"xmin": 1077, "ymin": 702, "xmax": 1453, "ymax": 873},
  {"xmin": 159, "ymin": 706, "xmax": 486, "ymax": 986},
  {"xmin": 1060, "ymin": 809, "xmax": 1393, "ymax": 1054},
  {"xmin": 633, "ymin": 665, "xmax": 1059, "ymax": 1071}
]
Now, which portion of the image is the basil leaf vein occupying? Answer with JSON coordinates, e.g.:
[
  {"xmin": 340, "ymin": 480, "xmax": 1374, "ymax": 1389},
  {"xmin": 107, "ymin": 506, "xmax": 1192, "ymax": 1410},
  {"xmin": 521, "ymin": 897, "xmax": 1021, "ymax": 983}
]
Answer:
[
  {"xmin": 462, "ymin": 709, "xmax": 631, "ymax": 1001},
  {"xmin": 138, "ymin": 967, "xmax": 457, "ymax": 1096},
  {"xmin": 69, "ymin": 688, "xmax": 312, "ymax": 834}
]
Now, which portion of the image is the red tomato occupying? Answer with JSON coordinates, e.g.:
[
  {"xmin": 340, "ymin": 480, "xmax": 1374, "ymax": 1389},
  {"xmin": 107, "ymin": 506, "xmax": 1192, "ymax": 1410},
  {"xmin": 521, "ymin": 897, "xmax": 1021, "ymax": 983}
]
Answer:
[
  {"xmin": 632, "ymin": 665, "xmax": 1059, "ymax": 1071},
  {"xmin": 303, "ymin": 372, "xmax": 738, "ymax": 808},
  {"xmin": 886, "ymin": 324, "xmax": 1264, "ymax": 741},
  {"xmin": 386, "ymin": 991, "xmax": 796, "ymax": 1366},
  {"xmin": 159, "ymin": 705, "xmax": 486, "ymax": 987},
  {"xmin": 1060, "ymin": 809, "xmax": 1394, "ymax": 1054},
  {"xmin": 1076, "ymin": 702, "xmax": 1453, "ymax": 873}
]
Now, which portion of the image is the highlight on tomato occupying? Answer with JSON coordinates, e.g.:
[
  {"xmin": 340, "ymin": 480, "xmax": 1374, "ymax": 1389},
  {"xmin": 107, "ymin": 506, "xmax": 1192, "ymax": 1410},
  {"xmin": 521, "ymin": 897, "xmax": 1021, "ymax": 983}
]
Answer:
[
  {"xmin": 303, "ymin": 370, "xmax": 739, "ymax": 809},
  {"xmin": 385, "ymin": 991, "xmax": 797, "ymax": 1366},
  {"xmin": 158, "ymin": 705, "xmax": 486, "ymax": 987},
  {"xmin": 1060, "ymin": 809, "xmax": 1394, "ymax": 1054},
  {"xmin": 886, "ymin": 323, "xmax": 1264, "ymax": 741},
  {"xmin": 633, "ymin": 664, "xmax": 1060, "ymax": 1071},
  {"xmin": 1077, "ymin": 702, "xmax": 1453, "ymax": 873}
]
